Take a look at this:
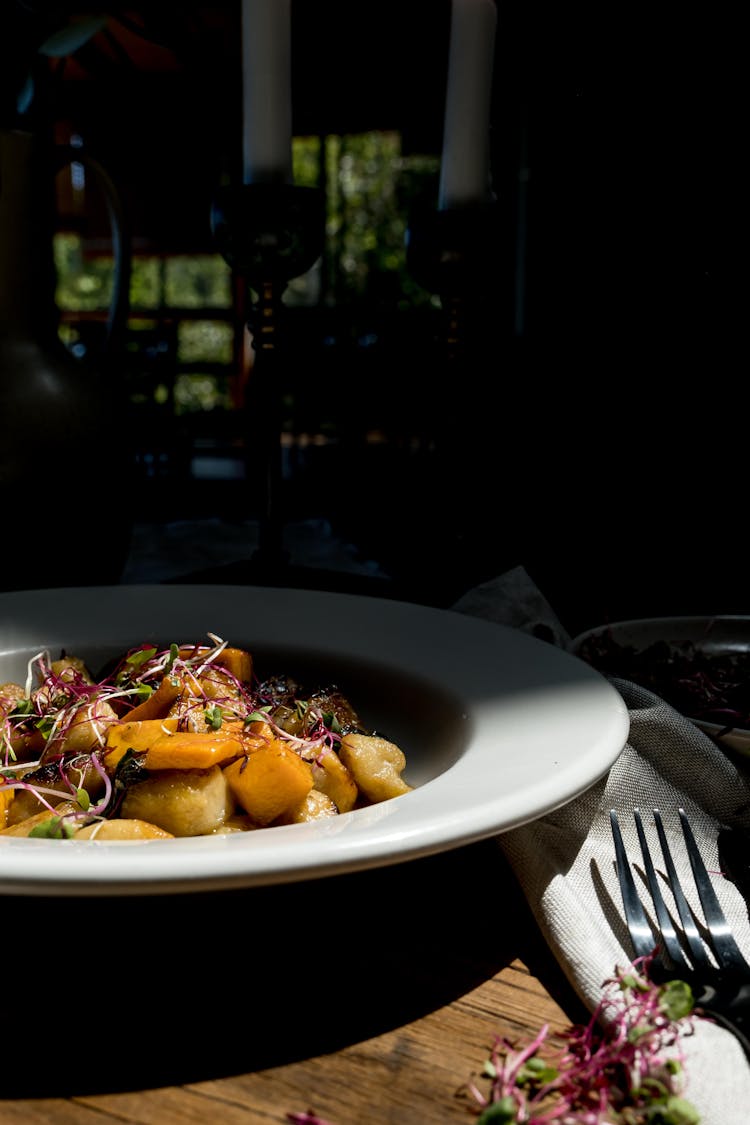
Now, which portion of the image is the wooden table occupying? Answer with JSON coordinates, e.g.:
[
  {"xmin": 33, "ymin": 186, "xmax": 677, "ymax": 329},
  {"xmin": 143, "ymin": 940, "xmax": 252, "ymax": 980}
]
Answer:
[{"xmin": 3, "ymin": 837, "xmax": 589, "ymax": 1124}]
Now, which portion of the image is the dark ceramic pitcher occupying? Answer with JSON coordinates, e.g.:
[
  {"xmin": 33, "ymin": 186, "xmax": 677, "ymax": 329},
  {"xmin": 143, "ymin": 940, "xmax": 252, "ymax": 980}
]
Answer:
[{"xmin": 0, "ymin": 127, "xmax": 133, "ymax": 593}]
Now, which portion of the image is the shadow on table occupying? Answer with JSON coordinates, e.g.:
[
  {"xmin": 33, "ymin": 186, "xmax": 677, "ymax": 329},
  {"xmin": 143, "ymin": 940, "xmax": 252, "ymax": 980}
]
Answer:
[{"xmin": 1, "ymin": 838, "xmax": 584, "ymax": 1099}]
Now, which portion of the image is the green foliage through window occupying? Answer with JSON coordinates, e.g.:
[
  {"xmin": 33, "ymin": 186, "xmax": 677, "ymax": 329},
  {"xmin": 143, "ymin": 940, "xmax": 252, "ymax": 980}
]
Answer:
[{"xmin": 54, "ymin": 130, "xmax": 438, "ymax": 416}]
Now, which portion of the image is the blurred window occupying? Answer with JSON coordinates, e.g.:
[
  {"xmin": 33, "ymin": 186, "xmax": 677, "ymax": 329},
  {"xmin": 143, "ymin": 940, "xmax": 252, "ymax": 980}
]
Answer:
[{"xmin": 54, "ymin": 129, "xmax": 438, "ymax": 419}]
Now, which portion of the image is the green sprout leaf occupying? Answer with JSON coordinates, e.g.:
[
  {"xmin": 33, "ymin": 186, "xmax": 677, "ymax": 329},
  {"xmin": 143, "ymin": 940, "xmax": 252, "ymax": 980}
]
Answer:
[
  {"xmin": 35, "ymin": 715, "xmax": 55, "ymax": 737},
  {"xmin": 321, "ymin": 711, "xmax": 342, "ymax": 734},
  {"xmin": 126, "ymin": 647, "xmax": 157, "ymax": 670},
  {"xmin": 660, "ymin": 1095, "xmax": 701, "ymax": 1124},
  {"xmin": 205, "ymin": 704, "xmax": 224, "ymax": 730},
  {"xmin": 516, "ymin": 1056, "xmax": 558, "ymax": 1086},
  {"xmin": 621, "ymin": 970, "xmax": 650, "ymax": 993},
  {"xmin": 476, "ymin": 1096, "xmax": 518, "ymax": 1124},
  {"xmin": 659, "ymin": 980, "xmax": 695, "ymax": 1022},
  {"xmin": 246, "ymin": 707, "xmax": 271, "ymax": 724},
  {"xmin": 9, "ymin": 698, "xmax": 34, "ymax": 718},
  {"xmin": 28, "ymin": 816, "xmax": 75, "ymax": 840}
]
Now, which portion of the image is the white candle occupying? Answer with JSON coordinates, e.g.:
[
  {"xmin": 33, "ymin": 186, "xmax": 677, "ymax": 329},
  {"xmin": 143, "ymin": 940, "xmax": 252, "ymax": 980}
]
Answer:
[
  {"xmin": 438, "ymin": 0, "xmax": 497, "ymax": 210},
  {"xmin": 241, "ymin": 0, "xmax": 293, "ymax": 185}
]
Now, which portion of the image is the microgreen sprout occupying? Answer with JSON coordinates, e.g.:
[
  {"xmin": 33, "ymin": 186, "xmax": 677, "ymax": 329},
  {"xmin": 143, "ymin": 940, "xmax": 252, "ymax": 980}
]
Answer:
[
  {"xmin": 8, "ymin": 698, "xmax": 34, "ymax": 718},
  {"xmin": 254, "ymin": 705, "xmax": 342, "ymax": 761},
  {"xmin": 194, "ymin": 632, "xmax": 229, "ymax": 676},
  {"xmin": 125, "ymin": 646, "xmax": 157, "ymax": 670},
  {"xmin": 28, "ymin": 816, "xmax": 76, "ymax": 839},
  {"xmin": 116, "ymin": 644, "xmax": 174, "ymax": 688},
  {"xmin": 285, "ymin": 959, "xmax": 701, "ymax": 1125},
  {"xmin": 464, "ymin": 955, "xmax": 698, "ymax": 1125},
  {"xmin": 1, "ymin": 717, "xmax": 18, "ymax": 766},
  {"xmin": 246, "ymin": 707, "xmax": 272, "ymax": 724},
  {"xmin": 24, "ymin": 651, "xmax": 47, "ymax": 698},
  {"xmin": 320, "ymin": 711, "xmax": 342, "ymax": 735},
  {"xmin": 204, "ymin": 704, "xmax": 224, "ymax": 730}
]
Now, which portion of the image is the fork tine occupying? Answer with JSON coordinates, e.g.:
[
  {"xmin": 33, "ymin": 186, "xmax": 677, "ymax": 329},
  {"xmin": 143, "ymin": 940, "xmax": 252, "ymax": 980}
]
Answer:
[
  {"xmin": 646, "ymin": 808, "xmax": 713, "ymax": 973},
  {"xmin": 633, "ymin": 808, "xmax": 695, "ymax": 973},
  {"xmin": 612, "ymin": 809, "xmax": 750, "ymax": 1062},
  {"xmin": 610, "ymin": 809, "xmax": 667, "ymax": 964},
  {"xmin": 678, "ymin": 808, "xmax": 750, "ymax": 976}
]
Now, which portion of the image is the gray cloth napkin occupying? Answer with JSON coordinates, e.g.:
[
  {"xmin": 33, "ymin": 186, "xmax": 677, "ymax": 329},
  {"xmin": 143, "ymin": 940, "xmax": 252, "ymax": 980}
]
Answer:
[{"xmin": 454, "ymin": 569, "xmax": 750, "ymax": 1125}]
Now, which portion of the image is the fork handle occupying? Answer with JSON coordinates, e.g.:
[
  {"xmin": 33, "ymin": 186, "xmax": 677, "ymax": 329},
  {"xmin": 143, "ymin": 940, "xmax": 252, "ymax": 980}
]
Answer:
[{"xmin": 696, "ymin": 981, "xmax": 750, "ymax": 1063}]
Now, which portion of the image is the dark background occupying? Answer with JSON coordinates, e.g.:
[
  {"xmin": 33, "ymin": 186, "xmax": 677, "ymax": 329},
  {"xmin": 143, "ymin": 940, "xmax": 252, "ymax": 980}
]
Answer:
[{"xmin": 2, "ymin": 1, "xmax": 747, "ymax": 634}]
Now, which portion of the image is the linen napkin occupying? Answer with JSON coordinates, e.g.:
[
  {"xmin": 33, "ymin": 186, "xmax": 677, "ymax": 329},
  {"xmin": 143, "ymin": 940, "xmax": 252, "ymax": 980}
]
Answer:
[{"xmin": 454, "ymin": 568, "xmax": 750, "ymax": 1125}]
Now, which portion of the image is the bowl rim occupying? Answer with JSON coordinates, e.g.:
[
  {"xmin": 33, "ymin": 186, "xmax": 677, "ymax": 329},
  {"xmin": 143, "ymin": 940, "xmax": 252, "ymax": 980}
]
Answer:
[{"xmin": 570, "ymin": 614, "xmax": 750, "ymax": 748}]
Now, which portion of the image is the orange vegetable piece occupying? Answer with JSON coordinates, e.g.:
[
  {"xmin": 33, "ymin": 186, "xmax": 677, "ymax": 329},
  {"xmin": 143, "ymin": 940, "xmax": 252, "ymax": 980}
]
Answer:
[
  {"xmin": 241, "ymin": 719, "xmax": 274, "ymax": 751},
  {"xmin": 213, "ymin": 646, "xmax": 253, "ymax": 683},
  {"xmin": 103, "ymin": 717, "xmax": 180, "ymax": 770},
  {"xmin": 121, "ymin": 675, "xmax": 183, "ymax": 723},
  {"xmin": 178, "ymin": 645, "xmax": 253, "ymax": 683},
  {"xmin": 144, "ymin": 731, "xmax": 244, "ymax": 771},
  {"xmin": 223, "ymin": 740, "xmax": 313, "ymax": 825}
]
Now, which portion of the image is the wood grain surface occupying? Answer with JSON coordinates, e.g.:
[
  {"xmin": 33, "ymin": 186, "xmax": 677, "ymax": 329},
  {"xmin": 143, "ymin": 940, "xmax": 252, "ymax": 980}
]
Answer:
[{"xmin": 2, "ymin": 839, "xmax": 589, "ymax": 1124}]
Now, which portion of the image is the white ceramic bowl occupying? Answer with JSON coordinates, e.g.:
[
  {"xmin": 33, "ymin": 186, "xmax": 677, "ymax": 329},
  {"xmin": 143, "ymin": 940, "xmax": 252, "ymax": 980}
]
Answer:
[{"xmin": 0, "ymin": 585, "xmax": 631, "ymax": 896}]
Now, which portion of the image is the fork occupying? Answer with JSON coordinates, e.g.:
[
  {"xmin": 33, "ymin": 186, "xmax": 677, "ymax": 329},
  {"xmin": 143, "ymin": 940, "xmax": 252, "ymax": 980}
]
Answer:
[{"xmin": 610, "ymin": 806, "xmax": 750, "ymax": 1059}]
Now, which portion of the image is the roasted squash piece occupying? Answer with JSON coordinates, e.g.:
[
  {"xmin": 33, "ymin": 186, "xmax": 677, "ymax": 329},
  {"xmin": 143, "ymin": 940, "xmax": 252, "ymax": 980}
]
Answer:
[
  {"xmin": 144, "ymin": 731, "xmax": 244, "ymax": 771},
  {"xmin": 223, "ymin": 740, "xmax": 313, "ymax": 826},
  {"xmin": 215, "ymin": 646, "xmax": 253, "ymax": 683},
  {"xmin": 241, "ymin": 719, "xmax": 274, "ymax": 751},
  {"xmin": 120, "ymin": 674, "xmax": 184, "ymax": 723},
  {"xmin": 103, "ymin": 717, "xmax": 180, "ymax": 771},
  {"xmin": 178, "ymin": 645, "xmax": 253, "ymax": 684}
]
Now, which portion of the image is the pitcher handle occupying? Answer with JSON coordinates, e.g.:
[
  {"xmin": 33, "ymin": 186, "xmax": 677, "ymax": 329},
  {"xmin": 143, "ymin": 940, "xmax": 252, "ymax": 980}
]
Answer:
[{"xmin": 53, "ymin": 144, "xmax": 132, "ymax": 362}]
